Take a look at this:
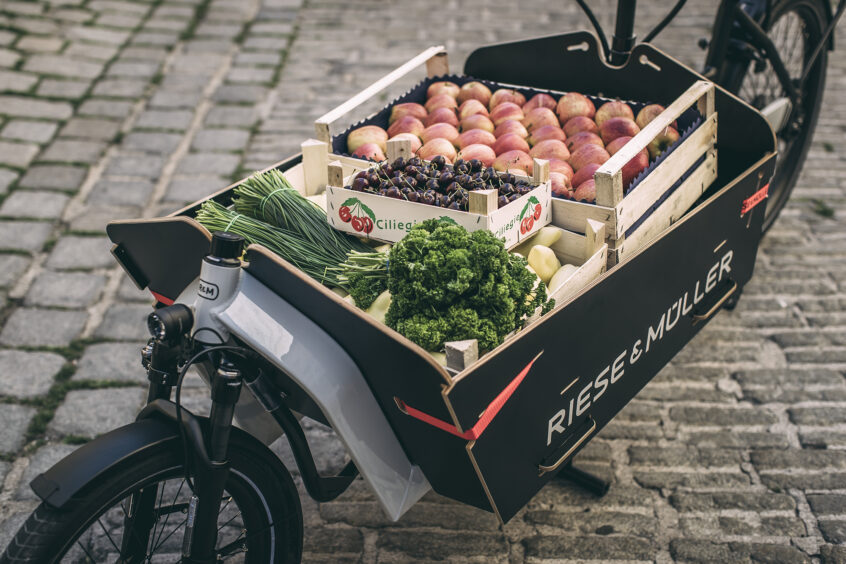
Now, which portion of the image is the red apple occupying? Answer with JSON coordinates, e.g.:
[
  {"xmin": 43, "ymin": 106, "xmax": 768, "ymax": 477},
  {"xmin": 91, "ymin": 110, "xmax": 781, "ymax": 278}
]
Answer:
[
  {"xmin": 421, "ymin": 123, "xmax": 460, "ymax": 146},
  {"xmin": 507, "ymin": 168, "xmax": 530, "ymax": 177},
  {"xmin": 572, "ymin": 162, "xmax": 600, "ymax": 189},
  {"xmin": 389, "ymin": 132, "xmax": 422, "ymax": 153},
  {"xmin": 569, "ymin": 143, "xmax": 610, "ymax": 171},
  {"xmin": 490, "ymin": 102, "xmax": 524, "ymax": 127},
  {"xmin": 456, "ymin": 81, "xmax": 492, "ymax": 106},
  {"xmin": 425, "ymin": 107, "xmax": 459, "ymax": 128},
  {"xmin": 458, "ymin": 129, "xmax": 496, "ymax": 149},
  {"xmin": 522, "ymin": 107, "xmax": 559, "ymax": 133},
  {"xmin": 489, "ymin": 88, "xmax": 526, "ymax": 110},
  {"xmin": 635, "ymin": 103, "xmax": 672, "ymax": 129},
  {"xmin": 417, "ymin": 138, "xmax": 456, "ymax": 163},
  {"xmin": 574, "ymin": 179, "xmax": 596, "ymax": 203},
  {"xmin": 647, "ymin": 126, "xmax": 680, "ymax": 158},
  {"xmin": 563, "ymin": 116, "xmax": 599, "ymax": 137},
  {"xmin": 493, "ymin": 150, "xmax": 533, "ymax": 174},
  {"xmin": 620, "ymin": 147, "xmax": 649, "ymax": 188},
  {"xmin": 457, "ymin": 144, "xmax": 496, "ymax": 167},
  {"xmin": 351, "ymin": 142, "xmax": 386, "ymax": 161},
  {"xmin": 528, "ymin": 125, "xmax": 567, "ymax": 146},
  {"xmin": 460, "ymin": 114, "xmax": 495, "ymax": 133},
  {"xmin": 595, "ymin": 100, "xmax": 634, "ymax": 128},
  {"xmin": 387, "ymin": 115, "xmax": 425, "ymax": 138},
  {"xmin": 523, "ymin": 93, "xmax": 557, "ymax": 113},
  {"xmin": 529, "ymin": 139, "xmax": 570, "ymax": 162},
  {"xmin": 493, "ymin": 119, "xmax": 529, "ymax": 139},
  {"xmin": 600, "ymin": 117, "xmax": 640, "ymax": 145},
  {"xmin": 549, "ymin": 171, "xmax": 571, "ymax": 197},
  {"xmin": 458, "ymin": 99, "xmax": 489, "ymax": 120},
  {"xmin": 425, "ymin": 94, "xmax": 458, "ymax": 113},
  {"xmin": 427, "ymin": 81, "xmax": 460, "ymax": 99},
  {"xmin": 606, "ymin": 136, "xmax": 631, "ymax": 156},
  {"xmin": 565, "ymin": 131, "xmax": 604, "ymax": 153},
  {"xmin": 548, "ymin": 159, "xmax": 573, "ymax": 183},
  {"xmin": 492, "ymin": 133, "xmax": 530, "ymax": 156},
  {"xmin": 556, "ymin": 92, "xmax": 595, "ymax": 123},
  {"xmin": 389, "ymin": 103, "xmax": 427, "ymax": 125},
  {"xmin": 347, "ymin": 125, "xmax": 387, "ymax": 153}
]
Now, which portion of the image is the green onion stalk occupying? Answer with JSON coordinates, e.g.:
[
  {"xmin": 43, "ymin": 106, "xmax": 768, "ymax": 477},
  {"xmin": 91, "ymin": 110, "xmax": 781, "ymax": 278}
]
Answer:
[
  {"xmin": 232, "ymin": 168, "xmax": 371, "ymax": 262},
  {"xmin": 196, "ymin": 200, "xmax": 349, "ymax": 287}
]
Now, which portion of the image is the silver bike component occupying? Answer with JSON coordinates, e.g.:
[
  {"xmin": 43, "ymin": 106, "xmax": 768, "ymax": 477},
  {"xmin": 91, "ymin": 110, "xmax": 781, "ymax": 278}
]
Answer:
[
  {"xmin": 760, "ymin": 96, "xmax": 792, "ymax": 132},
  {"xmin": 204, "ymin": 273, "xmax": 429, "ymax": 521},
  {"xmin": 181, "ymin": 494, "xmax": 199, "ymax": 557},
  {"xmin": 190, "ymin": 256, "xmax": 243, "ymax": 345}
]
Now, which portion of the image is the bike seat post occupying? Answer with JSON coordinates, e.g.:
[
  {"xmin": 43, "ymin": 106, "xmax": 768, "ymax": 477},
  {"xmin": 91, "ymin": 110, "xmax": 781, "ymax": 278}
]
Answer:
[{"xmin": 610, "ymin": 0, "xmax": 637, "ymax": 65}]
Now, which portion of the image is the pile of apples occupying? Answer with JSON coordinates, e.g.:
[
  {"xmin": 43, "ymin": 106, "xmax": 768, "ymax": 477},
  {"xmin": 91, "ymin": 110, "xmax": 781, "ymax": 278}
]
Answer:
[{"xmin": 345, "ymin": 80, "xmax": 680, "ymax": 204}]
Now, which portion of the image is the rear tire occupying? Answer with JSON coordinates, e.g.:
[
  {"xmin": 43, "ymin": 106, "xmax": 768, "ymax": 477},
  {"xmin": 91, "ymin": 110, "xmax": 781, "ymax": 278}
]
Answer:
[
  {"xmin": 719, "ymin": 0, "xmax": 829, "ymax": 232},
  {"xmin": 1, "ymin": 437, "xmax": 302, "ymax": 563}
]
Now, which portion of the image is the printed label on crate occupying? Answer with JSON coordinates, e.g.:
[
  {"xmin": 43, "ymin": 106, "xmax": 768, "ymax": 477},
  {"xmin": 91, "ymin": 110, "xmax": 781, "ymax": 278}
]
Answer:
[{"xmin": 326, "ymin": 183, "xmax": 551, "ymax": 248}]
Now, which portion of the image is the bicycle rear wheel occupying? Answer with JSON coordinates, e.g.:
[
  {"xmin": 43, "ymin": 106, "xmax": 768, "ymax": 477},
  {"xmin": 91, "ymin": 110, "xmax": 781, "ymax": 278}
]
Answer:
[
  {"xmin": 1, "ymin": 437, "xmax": 302, "ymax": 563},
  {"xmin": 719, "ymin": 0, "xmax": 829, "ymax": 231}
]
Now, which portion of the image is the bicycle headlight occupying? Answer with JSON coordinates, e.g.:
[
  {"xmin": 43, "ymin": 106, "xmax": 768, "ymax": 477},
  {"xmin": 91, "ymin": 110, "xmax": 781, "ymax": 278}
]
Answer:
[{"xmin": 147, "ymin": 304, "xmax": 193, "ymax": 343}]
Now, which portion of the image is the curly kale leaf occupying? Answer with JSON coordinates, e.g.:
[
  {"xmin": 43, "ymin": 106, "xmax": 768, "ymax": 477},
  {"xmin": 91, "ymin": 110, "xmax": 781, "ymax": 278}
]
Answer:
[{"xmin": 385, "ymin": 219, "xmax": 549, "ymax": 352}]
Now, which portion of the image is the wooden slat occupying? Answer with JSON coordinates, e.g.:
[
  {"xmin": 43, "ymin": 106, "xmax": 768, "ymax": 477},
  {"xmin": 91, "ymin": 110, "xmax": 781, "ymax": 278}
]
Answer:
[
  {"xmin": 616, "ymin": 113, "xmax": 717, "ymax": 236},
  {"xmin": 549, "ymin": 197, "xmax": 617, "ymax": 238},
  {"xmin": 548, "ymin": 227, "xmax": 588, "ymax": 267},
  {"xmin": 301, "ymin": 139, "xmax": 329, "ymax": 196},
  {"xmin": 314, "ymin": 45, "xmax": 447, "ymax": 142},
  {"xmin": 548, "ymin": 243, "xmax": 607, "ymax": 306},
  {"xmin": 610, "ymin": 149, "xmax": 718, "ymax": 266},
  {"xmin": 595, "ymin": 80, "xmax": 714, "ymax": 206}
]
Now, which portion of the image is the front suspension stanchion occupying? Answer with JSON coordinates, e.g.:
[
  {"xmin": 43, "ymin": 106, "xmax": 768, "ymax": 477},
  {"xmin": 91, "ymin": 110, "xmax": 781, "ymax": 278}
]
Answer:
[{"xmin": 183, "ymin": 362, "xmax": 242, "ymax": 563}]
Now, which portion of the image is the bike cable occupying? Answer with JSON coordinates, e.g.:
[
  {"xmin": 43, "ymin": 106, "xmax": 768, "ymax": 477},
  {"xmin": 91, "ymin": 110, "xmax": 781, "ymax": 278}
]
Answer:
[
  {"xmin": 574, "ymin": 0, "xmax": 611, "ymax": 58},
  {"xmin": 643, "ymin": 0, "xmax": 688, "ymax": 43}
]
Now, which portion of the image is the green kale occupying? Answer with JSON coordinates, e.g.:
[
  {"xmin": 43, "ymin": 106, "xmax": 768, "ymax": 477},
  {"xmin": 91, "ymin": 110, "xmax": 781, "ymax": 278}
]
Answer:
[{"xmin": 385, "ymin": 219, "xmax": 550, "ymax": 352}]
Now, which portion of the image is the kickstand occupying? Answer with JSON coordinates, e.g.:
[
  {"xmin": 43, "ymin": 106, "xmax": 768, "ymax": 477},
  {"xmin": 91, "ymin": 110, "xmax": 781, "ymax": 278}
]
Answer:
[{"xmin": 557, "ymin": 463, "xmax": 610, "ymax": 497}]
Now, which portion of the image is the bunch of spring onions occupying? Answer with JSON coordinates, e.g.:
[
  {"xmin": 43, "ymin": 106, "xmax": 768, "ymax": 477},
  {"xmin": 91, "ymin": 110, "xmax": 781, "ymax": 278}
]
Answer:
[{"xmin": 194, "ymin": 169, "xmax": 371, "ymax": 288}]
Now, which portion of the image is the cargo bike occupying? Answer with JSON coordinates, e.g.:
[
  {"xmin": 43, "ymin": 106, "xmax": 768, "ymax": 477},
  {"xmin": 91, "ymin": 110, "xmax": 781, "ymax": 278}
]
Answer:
[{"xmin": 1, "ymin": 0, "xmax": 840, "ymax": 561}]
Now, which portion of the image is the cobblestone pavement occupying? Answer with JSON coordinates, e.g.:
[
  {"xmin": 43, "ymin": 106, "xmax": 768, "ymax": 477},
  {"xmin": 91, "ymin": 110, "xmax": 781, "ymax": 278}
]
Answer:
[{"xmin": 0, "ymin": 0, "xmax": 844, "ymax": 561}]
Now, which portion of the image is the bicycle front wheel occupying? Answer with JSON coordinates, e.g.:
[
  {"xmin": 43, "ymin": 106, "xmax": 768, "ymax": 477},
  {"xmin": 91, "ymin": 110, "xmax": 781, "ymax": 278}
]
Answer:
[{"xmin": 1, "ymin": 437, "xmax": 302, "ymax": 563}]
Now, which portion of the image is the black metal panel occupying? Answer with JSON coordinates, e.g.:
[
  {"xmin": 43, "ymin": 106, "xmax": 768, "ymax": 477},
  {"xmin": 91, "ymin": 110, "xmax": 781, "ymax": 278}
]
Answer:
[{"xmin": 451, "ymin": 153, "xmax": 775, "ymax": 521}]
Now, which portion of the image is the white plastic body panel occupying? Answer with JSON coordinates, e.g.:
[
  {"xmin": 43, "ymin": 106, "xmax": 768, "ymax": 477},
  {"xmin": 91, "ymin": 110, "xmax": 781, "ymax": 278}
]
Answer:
[{"xmin": 185, "ymin": 272, "xmax": 429, "ymax": 521}]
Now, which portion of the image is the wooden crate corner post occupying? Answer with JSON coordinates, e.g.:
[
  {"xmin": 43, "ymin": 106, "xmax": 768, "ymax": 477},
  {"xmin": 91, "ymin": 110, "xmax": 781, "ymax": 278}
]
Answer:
[
  {"xmin": 425, "ymin": 50, "xmax": 449, "ymax": 78},
  {"xmin": 532, "ymin": 158, "xmax": 550, "ymax": 184},
  {"xmin": 327, "ymin": 160, "xmax": 345, "ymax": 188},
  {"xmin": 585, "ymin": 218, "xmax": 606, "ymax": 258},
  {"xmin": 386, "ymin": 137, "xmax": 413, "ymax": 163},
  {"xmin": 469, "ymin": 189, "xmax": 498, "ymax": 216},
  {"xmin": 301, "ymin": 138, "xmax": 330, "ymax": 196}
]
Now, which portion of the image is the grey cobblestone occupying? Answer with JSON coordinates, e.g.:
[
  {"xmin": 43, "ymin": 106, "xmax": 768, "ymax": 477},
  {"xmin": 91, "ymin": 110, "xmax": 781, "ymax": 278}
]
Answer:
[
  {"xmin": 14, "ymin": 443, "xmax": 79, "ymax": 501},
  {"xmin": 0, "ymin": 405, "xmax": 35, "ymax": 453},
  {"xmin": 45, "ymin": 236, "xmax": 113, "ymax": 270},
  {"xmin": 87, "ymin": 178, "xmax": 154, "ymax": 206},
  {"xmin": 122, "ymin": 131, "xmax": 182, "ymax": 154},
  {"xmin": 59, "ymin": 117, "xmax": 120, "ymax": 141},
  {"xmin": 25, "ymin": 270, "xmax": 106, "ymax": 308},
  {"xmin": 0, "ymin": 350, "xmax": 64, "ymax": 398},
  {"xmin": 17, "ymin": 164, "xmax": 86, "ymax": 191},
  {"xmin": 0, "ymin": 70, "xmax": 38, "ymax": 93},
  {"xmin": 0, "ymin": 170, "xmax": 17, "ymax": 195},
  {"xmin": 0, "ymin": 308, "xmax": 87, "ymax": 347},
  {"xmin": 0, "ymin": 220, "xmax": 52, "ymax": 252},
  {"xmin": 39, "ymin": 139, "xmax": 107, "ymax": 164},
  {"xmin": 49, "ymin": 387, "xmax": 144, "ymax": 438},
  {"xmin": 37, "ymin": 78, "xmax": 91, "ymax": 99},
  {"xmin": 23, "ymin": 54, "xmax": 104, "ymax": 78},
  {"xmin": 0, "ymin": 141, "xmax": 39, "ymax": 168},
  {"xmin": 0, "ymin": 190, "xmax": 70, "ymax": 219},
  {"xmin": 0, "ymin": 95, "xmax": 72, "ymax": 120},
  {"xmin": 1, "ymin": 120, "xmax": 58, "ymax": 144},
  {"xmin": 74, "ymin": 341, "xmax": 146, "ymax": 383}
]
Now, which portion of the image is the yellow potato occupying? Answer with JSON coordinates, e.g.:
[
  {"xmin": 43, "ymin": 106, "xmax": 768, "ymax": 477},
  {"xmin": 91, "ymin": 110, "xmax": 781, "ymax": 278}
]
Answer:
[
  {"xmin": 527, "ymin": 245, "xmax": 561, "ymax": 285},
  {"xmin": 548, "ymin": 264, "xmax": 579, "ymax": 295},
  {"xmin": 366, "ymin": 290, "xmax": 392, "ymax": 323},
  {"xmin": 513, "ymin": 226, "xmax": 564, "ymax": 257}
]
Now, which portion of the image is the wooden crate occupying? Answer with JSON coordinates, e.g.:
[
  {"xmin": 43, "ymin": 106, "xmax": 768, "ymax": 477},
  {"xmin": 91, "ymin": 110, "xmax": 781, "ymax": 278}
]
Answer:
[{"xmin": 551, "ymin": 80, "xmax": 718, "ymax": 267}]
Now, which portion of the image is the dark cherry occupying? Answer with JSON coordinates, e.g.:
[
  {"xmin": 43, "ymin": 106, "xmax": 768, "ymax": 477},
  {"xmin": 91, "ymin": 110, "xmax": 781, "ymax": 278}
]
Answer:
[
  {"xmin": 407, "ymin": 157, "xmax": 422, "ymax": 168},
  {"xmin": 439, "ymin": 171, "xmax": 455, "ymax": 186},
  {"xmin": 468, "ymin": 159, "xmax": 482, "ymax": 172},
  {"xmin": 406, "ymin": 190, "xmax": 420, "ymax": 202},
  {"xmin": 445, "ymin": 181, "xmax": 461, "ymax": 193},
  {"xmin": 498, "ymin": 195, "xmax": 509, "ymax": 207},
  {"xmin": 367, "ymin": 172, "xmax": 380, "ymax": 186},
  {"xmin": 421, "ymin": 190, "xmax": 436, "ymax": 206},
  {"xmin": 386, "ymin": 186, "xmax": 401, "ymax": 199},
  {"xmin": 415, "ymin": 173, "xmax": 428, "ymax": 185},
  {"xmin": 351, "ymin": 177, "xmax": 368, "ymax": 191},
  {"xmin": 448, "ymin": 201, "xmax": 461, "ymax": 210},
  {"xmin": 424, "ymin": 179, "xmax": 440, "ymax": 191},
  {"xmin": 392, "ymin": 157, "xmax": 406, "ymax": 170},
  {"xmin": 431, "ymin": 155, "xmax": 446, "ymax": 169}
]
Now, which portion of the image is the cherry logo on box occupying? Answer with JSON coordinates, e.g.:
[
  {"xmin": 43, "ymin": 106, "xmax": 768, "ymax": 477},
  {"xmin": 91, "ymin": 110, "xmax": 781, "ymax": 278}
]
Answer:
[
  {"xmin": 338, "ymin": 197, "xmax": 375, "ymax": 234},
  {"xmin": 519, "ymin": 196, "xmax": 543, "ymax": 235}
]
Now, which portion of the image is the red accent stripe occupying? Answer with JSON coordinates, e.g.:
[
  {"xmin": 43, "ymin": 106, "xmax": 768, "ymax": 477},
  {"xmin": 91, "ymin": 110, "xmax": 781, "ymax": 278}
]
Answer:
[
  {"xmin": 150, "ymin": 291, "xmax": 174, "ymax": 305},
  {"xmin": 741, "ymin": 183, "xmax": 769, "ymax": 215},
  {"xmin": 396, "ymin": 352, "xmax": 542, "ymax": 440}
]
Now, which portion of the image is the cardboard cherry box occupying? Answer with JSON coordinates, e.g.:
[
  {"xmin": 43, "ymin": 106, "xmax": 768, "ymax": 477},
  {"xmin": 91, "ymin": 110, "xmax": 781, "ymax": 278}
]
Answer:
[{"xmin": 323, "ymin": 149, "xmax": 552, "ymax": 249}]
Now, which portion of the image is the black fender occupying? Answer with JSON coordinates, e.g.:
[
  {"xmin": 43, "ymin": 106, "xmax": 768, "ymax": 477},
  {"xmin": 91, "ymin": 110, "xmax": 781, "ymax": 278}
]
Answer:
[{"xmin": 30, "ymin": 400, "xmax": 284, "ymax": 509}]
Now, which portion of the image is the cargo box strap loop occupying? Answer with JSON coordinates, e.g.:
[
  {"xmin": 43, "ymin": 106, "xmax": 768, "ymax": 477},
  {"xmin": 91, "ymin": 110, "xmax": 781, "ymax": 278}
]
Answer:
[
  {"xmin": 741, "ymin": 183, "xmax": 769, "ymax": 215},
  {"xmin": 395, "ymin": 351, "xmax": 543, "ymax": 440}
]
